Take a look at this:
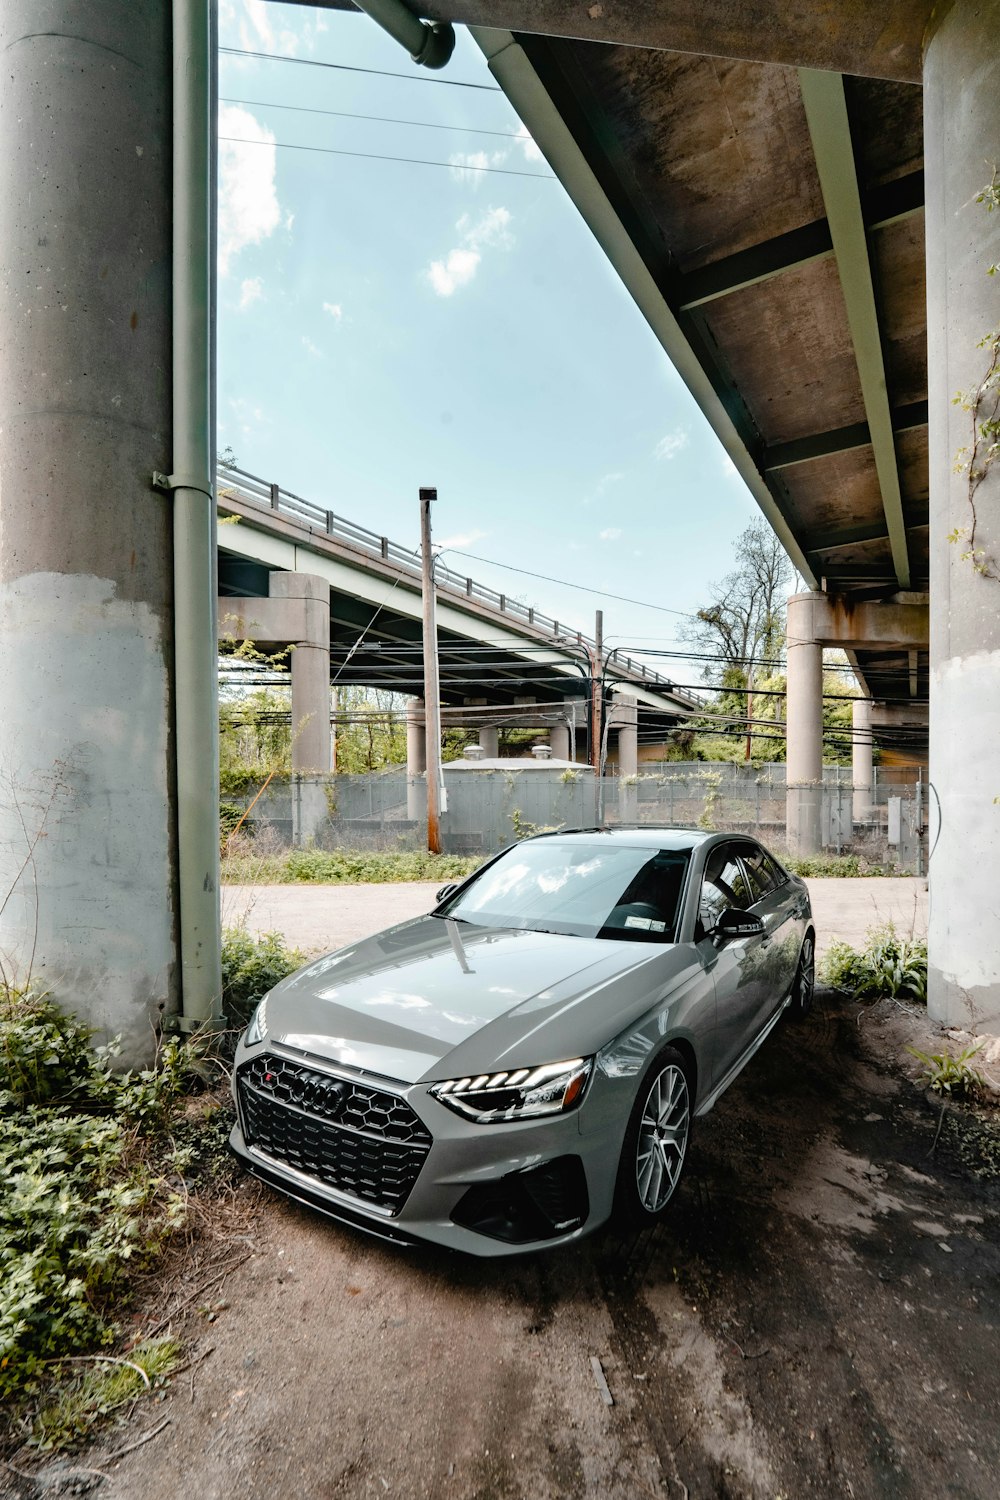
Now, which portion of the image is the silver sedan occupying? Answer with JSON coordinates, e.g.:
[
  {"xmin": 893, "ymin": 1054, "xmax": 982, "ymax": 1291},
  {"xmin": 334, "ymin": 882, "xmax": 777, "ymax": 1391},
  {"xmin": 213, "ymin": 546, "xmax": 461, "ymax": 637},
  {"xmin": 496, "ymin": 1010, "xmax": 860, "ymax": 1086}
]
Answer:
[{"xmin": 230, "ymin": 829, "xmax": 814, "ymax": 1256}]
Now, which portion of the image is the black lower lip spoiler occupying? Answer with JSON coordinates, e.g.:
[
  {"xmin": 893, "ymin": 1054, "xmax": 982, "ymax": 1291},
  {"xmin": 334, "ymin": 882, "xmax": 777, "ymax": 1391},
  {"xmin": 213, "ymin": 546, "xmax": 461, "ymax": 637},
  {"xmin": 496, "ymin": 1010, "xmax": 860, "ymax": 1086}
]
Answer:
[{"xmin": 231, "ymin": 1145, "xmax": 421, "ymax": 1250}]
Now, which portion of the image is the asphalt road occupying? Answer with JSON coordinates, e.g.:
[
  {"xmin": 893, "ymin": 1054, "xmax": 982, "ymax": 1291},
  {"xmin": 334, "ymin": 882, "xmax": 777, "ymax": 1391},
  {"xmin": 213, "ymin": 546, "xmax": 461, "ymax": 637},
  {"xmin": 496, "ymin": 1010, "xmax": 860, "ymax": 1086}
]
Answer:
[{"xmin": 221, "ymin": 877, "xmax": 929, "ymax": 960}]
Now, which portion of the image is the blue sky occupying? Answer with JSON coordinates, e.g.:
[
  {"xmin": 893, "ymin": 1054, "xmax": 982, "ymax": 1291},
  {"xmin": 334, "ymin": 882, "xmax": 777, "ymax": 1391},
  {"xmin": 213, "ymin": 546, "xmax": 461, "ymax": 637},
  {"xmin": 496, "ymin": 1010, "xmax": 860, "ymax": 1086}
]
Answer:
[{"xmin": 217, "ymin": 1, "xmax": 764, "ymax": 672}]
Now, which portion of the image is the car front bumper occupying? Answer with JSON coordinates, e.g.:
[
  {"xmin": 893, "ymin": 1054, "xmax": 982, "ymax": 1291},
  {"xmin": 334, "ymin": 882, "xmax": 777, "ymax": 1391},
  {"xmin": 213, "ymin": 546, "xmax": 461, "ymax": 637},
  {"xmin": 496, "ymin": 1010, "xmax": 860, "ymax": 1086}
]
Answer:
[{"xmin": 230, "ymin": 1039, "xmax": 623, "ymax": 1257}]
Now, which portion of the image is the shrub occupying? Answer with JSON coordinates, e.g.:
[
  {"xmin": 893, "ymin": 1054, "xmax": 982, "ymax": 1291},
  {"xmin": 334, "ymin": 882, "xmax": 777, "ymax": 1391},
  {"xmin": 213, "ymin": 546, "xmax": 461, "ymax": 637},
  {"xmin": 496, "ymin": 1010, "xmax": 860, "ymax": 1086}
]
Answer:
[
  {"xmin": 278, "ymin": 849, "xmax": 481, "ymax": 885},
  {"xmin": 221, "ymin": 925, "xmax": 306, "ymax": 1029},
  {"xmin": 785, "ymin": 853, "xmax": 897, "ymax": 878},
  {"xmin": 907, "ymin": 1042, "xmax": 986, "ymax": 1099},
  {"xmin": 819, "ymin": 921, "xmax": 928, "ymax": 1002},
  {"xmin": 0, "ymin": 989, "xmax": 204, "ymax": 1403}
]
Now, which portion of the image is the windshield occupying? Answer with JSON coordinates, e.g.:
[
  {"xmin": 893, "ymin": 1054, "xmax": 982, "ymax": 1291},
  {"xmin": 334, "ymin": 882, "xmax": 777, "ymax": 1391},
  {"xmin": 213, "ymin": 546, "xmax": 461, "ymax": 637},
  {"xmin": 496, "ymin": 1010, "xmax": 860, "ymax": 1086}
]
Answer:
[{"xmin": 438, "ymin": 840, "xmax": 690, "ymax": 943}]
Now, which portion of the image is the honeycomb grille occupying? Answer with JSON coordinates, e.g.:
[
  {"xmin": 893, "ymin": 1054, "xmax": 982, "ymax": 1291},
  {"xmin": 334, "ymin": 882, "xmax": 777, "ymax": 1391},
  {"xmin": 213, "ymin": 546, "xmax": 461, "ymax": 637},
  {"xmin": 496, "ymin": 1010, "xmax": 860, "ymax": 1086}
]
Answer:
[{"xmin": 238, "ymin": 1054, "xmax": 431, "ymax": 1214}]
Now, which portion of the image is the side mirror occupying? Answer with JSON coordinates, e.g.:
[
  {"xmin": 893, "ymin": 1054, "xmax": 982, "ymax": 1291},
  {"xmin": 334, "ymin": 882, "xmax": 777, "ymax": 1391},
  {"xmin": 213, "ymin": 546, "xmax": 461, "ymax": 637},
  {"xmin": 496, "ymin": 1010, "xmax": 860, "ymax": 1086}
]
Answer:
[
  {"xmin": 436, "ymin": 882, "xmax": 458, "ymax": 904},
  {"xmin": 713, "ymin": 907, "xmax": 765, "ymax": 943}
]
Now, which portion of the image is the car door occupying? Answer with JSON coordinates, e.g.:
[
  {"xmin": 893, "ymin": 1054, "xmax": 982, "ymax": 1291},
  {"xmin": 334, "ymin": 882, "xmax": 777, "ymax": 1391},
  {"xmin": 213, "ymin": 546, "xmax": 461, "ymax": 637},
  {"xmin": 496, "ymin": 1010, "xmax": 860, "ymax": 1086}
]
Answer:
[
  {"xmin": 733, "ymin": 841, "xmax": 800, "ymax": 1029},
  {"xmin": 695, "ymin": 841, "xmax": 771, "ymax": 1089}
]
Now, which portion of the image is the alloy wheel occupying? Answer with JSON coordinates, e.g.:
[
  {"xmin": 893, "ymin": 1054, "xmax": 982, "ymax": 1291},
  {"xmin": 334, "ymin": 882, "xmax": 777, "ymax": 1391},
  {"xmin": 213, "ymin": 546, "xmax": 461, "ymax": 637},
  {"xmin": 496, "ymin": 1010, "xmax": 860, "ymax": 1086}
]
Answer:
[{"xmin": 634, "ymin": 1063, "xmax": 690, "ymax": 1214}]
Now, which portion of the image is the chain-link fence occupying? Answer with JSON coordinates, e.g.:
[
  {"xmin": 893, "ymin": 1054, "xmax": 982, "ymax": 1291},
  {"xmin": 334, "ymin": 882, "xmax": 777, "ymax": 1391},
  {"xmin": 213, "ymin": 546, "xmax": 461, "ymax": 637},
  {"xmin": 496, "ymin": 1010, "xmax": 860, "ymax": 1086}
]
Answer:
[{"xmin": 230, "ymin": 761, "xmax": 927, "ymax": 871}]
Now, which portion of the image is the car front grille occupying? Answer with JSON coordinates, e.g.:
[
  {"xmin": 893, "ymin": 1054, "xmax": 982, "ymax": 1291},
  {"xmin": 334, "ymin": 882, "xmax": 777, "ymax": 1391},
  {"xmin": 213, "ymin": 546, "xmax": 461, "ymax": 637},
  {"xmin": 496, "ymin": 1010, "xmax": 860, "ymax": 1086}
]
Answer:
[{"xmin": 237, "ymin": 1053, "xmax": 432, "ymax": 1215}]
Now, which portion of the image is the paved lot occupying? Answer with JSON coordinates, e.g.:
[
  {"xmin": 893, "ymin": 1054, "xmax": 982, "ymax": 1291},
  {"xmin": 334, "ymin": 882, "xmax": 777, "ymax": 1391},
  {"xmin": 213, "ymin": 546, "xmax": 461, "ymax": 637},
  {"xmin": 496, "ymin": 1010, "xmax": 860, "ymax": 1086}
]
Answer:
[{"xmin": 222, "ymin": 877, "xmax": 929, "ymax": 959}]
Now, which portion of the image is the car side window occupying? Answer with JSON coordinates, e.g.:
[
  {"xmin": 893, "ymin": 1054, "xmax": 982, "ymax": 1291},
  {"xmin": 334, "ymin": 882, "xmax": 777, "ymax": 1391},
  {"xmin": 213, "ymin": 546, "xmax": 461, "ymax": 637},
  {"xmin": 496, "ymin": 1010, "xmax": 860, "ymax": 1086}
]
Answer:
[
  {"xmin": 737, "ymin": 843, "xmax": 777, "ymax": 904},
  {"xmin": 699, "ymin": 844, "xmax": 752, "ymax": 933}
]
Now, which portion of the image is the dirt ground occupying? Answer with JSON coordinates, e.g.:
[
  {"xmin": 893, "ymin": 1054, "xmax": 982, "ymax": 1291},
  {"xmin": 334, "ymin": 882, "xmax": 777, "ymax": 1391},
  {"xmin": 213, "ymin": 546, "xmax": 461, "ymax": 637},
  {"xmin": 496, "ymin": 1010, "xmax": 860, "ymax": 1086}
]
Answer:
[{"xmin": 8, "ymin": 982, "xmax": 997, "ymax": 1500}]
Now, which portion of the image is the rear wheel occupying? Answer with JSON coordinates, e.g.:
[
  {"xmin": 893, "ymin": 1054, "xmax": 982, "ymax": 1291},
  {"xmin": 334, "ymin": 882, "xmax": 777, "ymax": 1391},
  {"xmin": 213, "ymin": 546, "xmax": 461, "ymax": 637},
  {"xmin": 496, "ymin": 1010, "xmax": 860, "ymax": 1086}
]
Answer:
[
  {"xmin": 613, "ymin": 1047, "xmax": 691, "ymax": 1229},
  {"xmin": 786, "ymin": 932, "xmax": 815, "ymax": 1019}
]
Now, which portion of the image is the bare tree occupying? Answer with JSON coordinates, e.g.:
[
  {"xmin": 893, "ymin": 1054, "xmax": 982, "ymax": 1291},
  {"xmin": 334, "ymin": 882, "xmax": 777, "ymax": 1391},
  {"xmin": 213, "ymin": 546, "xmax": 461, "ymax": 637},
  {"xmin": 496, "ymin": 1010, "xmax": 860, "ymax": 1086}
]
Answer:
[
  {"xmin": 682, "ymin": 520, "xmax": 792, "ymax": 758},
  {"xmin": 683, "ymin": 519, "xmax": 792, "ymax": 684}
]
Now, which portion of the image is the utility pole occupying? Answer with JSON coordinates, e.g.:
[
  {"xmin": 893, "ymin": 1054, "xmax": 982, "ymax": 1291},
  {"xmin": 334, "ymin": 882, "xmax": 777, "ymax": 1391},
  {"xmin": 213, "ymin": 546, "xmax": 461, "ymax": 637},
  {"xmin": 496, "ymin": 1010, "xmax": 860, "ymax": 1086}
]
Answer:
[
  {"xmin": 420, "ymin": 487, "xmax": 443, "ymax": 853},
  {"xmin": 591, "ymin": 608, "xmax": 603, "ymax": 771}
]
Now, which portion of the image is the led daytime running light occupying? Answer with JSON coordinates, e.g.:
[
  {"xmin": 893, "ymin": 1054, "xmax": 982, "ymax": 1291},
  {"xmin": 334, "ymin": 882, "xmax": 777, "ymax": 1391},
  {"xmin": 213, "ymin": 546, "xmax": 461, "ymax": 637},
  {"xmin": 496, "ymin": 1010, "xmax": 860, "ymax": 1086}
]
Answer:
[{"xmin": 430, "ymin": 1057, "xmax": 592, "ymax": 1123}]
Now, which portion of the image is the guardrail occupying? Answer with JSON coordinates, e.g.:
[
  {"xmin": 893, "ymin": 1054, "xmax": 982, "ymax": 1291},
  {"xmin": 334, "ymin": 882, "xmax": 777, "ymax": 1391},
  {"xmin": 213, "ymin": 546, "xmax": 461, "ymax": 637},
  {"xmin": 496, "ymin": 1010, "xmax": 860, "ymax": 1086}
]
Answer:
[{"xmin": 216, "ymin": 461, "xmax": 701, "ymax": 708}]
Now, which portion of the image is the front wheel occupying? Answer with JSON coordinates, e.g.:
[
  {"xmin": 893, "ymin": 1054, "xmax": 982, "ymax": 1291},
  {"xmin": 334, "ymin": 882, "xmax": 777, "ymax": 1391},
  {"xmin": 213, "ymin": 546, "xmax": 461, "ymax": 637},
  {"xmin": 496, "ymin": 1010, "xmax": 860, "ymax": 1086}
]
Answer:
[
  {"xmin": 786, "ymin": 932, "xmax": 815, "ymax": 1019},
  {"xmin": 613, "ymin": 1047, "xmax": 692, "ymax": 1229}
]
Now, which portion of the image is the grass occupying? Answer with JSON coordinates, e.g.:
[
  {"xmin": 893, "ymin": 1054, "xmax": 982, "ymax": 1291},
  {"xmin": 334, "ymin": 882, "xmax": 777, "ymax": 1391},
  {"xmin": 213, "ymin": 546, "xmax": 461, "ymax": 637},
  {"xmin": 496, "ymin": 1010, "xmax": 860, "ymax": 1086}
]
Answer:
[
  {"xmin": 221, "ymin": 846, "xmax": 482, "ymax": 885},
  {"xmin": 30, "ymin": 1339, "xmax": 181, "ymax": 1452}
]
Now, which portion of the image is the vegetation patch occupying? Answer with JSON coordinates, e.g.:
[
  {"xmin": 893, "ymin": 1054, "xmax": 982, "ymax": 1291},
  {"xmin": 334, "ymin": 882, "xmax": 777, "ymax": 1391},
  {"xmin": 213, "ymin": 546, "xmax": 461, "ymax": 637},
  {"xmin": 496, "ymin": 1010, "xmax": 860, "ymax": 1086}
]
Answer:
[
  {"xmin": 221, "ymin": 924, "xmax": 306, "ymax": 1030},
  {"xmin": 819, "ymin": 921, "xmax": 928, "ymax": 1003},
  {"xmin": 221, "ymin": 847, "xmax": 482, "ymax": 886},
  {"xmin": 785, "ymin": 853, "xmax": 899, "ymax": 878}
]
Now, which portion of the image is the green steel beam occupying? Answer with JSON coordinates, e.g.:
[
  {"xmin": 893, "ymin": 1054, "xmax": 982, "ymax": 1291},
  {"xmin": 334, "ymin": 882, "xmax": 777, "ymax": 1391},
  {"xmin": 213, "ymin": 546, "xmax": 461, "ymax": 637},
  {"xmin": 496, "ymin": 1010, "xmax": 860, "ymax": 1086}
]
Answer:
[
  {"xmin": 765, "ymin": 399, "xmax": 928, "ymax": 471},
  {"xmin": 471, "ymin": 25, "xmax": 817, "ymax": 588},
  {"xmin": 676, "ymin": 170, "xmax": 923, "ymax": 313},
  {"xmin": 798, "ymin": 68, "xmax": 911, "ymax": 589}
]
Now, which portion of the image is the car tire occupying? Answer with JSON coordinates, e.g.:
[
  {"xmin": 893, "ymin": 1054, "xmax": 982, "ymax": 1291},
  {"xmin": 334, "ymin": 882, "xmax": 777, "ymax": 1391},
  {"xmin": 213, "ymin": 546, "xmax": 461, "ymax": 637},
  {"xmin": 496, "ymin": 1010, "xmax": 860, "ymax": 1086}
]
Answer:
[
  {"xmin": 613, "ymin": 1046, "xmax": 692, "ymax": 1230},
  {"xmin": 786, "ymin": 931, "xmax": 815, "ymax": 1019}
]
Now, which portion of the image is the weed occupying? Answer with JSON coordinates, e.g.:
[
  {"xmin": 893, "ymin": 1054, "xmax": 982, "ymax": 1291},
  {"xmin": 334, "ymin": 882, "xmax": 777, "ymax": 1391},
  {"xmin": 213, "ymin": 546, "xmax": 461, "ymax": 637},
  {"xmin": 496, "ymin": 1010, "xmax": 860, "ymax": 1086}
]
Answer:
[
  {"xmin": 221, "ymin": 925, "xmax": 306, "ymax": 1030},
  {"xmin": 907, "ymin": 1042, "xmax": 986, "ymax": 1099},
  {"xmin": 785, "ymin": 853, "xmax": 898, "ymax": 878},
  {"xmin": 30, "ymin": 1338, "xmax": 181, "ymax": 1451},
  {"xmin": 819, "ymin": 921, "xmax": 928, "ymax": 1002}
]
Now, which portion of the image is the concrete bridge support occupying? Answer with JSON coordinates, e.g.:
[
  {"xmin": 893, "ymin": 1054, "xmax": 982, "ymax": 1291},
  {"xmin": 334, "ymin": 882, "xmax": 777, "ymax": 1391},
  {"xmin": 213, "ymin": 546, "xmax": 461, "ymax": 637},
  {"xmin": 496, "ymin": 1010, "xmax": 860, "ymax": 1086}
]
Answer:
[
  {"xmin": 221, "ymin": 573, "xmax": 331, "ymax": 845},
  {"xmin": 0, "ymin": 2, "xmax": 180, "ymax": 1060},
  {"xmin": 549, "ymin": 722, "xmax": 572, "ymax": 762},
  {"xmin": 406, "ymin": 698, "xmax": 427, "ymax": 823},
  {"xmin": 852, "ymin": 699, "xmax": 874, "ymax": 825},
  {"xmin": 925, "ymin": 0, "xmax": 1000, "ymax": 1027},
  {"xmin": 785, "ymin": 595, "xmax": 825, "ymax": 856},
  {"xmin": 785, "ymin": 592, "xmax": 929, "ymax": 856}
]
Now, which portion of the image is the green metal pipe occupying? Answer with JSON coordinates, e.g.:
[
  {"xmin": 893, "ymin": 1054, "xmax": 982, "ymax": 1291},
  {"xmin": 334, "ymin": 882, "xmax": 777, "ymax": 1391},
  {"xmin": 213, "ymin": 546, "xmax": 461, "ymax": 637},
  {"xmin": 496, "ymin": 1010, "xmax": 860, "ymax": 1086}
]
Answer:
[
  {"xmin": 352, "ymin": 0, "xmax": 455, "ymax": 68},
  {"xmin": 170, "ymin": 0, "xmax": 223, "ymax": 1027}
]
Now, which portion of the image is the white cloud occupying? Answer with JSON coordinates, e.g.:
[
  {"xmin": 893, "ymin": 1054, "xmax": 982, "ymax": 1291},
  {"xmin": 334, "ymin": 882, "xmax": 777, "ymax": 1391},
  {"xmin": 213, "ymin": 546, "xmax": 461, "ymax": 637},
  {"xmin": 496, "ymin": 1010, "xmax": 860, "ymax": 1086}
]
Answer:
[
  {"xmin": 239, "ymin": 276, "xmax": 263, "ymax": 310},
  {"xmin": 654, "ymin": 428, "xmax": 689, "ymax": 461},
  {"xmin": 218, "ymin": 104, "xmax": 281, "ymax": 275},
  {"xmin": 301, "ymin": 336, "xmax": 323, "ymax": 359},
  {"xmin": 449, "ymin": 150, "xmax": 508, "ymax": 188},
  {"xmin": 600, "ymin": 527, "xmax": 622, "ymax": 541},
  {"xmin": 322, "ymin": 302, "xmax": 343, "ymax": 321},
  {"xmin": 515, "ymin": 130, "xmax": 544, "ymax": 162},
  {"xmin": 426, "ymin": 207, "xmax": 513, "ymax": 297},
  {"xmin": 438, "ymin": 528, "xmax": 488, "ymax": 549}
]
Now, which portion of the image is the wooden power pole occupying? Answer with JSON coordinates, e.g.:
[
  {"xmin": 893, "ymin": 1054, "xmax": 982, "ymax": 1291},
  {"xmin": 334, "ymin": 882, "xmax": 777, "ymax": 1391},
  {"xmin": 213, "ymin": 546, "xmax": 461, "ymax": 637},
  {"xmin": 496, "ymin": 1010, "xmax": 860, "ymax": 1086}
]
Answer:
[{"xmin": 419, "ymin": 487, "xmax": 443, "ymax": 853}]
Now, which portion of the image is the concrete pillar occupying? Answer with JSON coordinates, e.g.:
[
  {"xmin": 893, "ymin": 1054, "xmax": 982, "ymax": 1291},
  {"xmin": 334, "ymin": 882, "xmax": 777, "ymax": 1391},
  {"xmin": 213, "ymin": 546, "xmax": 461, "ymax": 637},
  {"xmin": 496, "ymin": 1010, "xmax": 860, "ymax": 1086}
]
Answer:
[
  {"xmin": 924, "ymin": 0, "xmax": 1000, "ymax": 1027},
  {"xmin": 550, "ymin": 722, "xmax": 572, "ymax": 761},
  {"xmin": 0, "ymin": 3, "xmax": 175, "ymax": 1059},
  {"xmin": 785, "ymin": 593, "xmax": 825, "ymax": 855},
  {"xmin": 852, "ymin": 699, "xmax": 874, "ymax": 825},
  {"xmin": 269, "ymin": 574, "xmax": 331, "ymax": 773},
  {"xmin": 616, "ymin": 699, "xmax": 639, "ymax": 780},
  {"xmin": 406, "ymin": 698, "xmax": 427, "ymax": 822},
  {"xmin": 478, "ymin": 725, "xmax": 499, "ymax": 759}
]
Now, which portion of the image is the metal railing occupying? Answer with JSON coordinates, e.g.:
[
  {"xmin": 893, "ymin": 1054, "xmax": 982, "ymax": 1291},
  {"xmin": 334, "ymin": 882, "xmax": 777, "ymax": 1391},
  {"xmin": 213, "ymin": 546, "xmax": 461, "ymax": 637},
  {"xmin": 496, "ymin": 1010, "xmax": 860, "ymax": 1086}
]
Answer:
[{"xmin": 216, "ymin": 461, "xmax": 701, "ymax": 709}]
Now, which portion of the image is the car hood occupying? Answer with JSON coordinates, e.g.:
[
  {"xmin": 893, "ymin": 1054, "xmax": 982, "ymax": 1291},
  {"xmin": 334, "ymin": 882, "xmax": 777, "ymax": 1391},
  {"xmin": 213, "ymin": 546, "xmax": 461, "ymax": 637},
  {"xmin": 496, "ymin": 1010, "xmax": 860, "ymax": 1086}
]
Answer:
[{"xmin": 258, "ymin": 915, "xmax": 693, "ymax": 1084}]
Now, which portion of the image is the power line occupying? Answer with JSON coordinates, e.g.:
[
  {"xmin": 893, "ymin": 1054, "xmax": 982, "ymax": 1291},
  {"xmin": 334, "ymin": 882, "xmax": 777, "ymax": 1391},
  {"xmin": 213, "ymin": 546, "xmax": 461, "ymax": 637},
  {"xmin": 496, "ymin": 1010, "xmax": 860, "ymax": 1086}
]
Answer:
[
  {"xmin": 440, "ymin": 548, "xmax": 697, "ymax": 618},
  {"xmin": 219, "ymin": 136, "xmax": 554, "ymax": 180},
  {"xmin": 219, "ymin": 46, "xmax": 504, "ymax": 91},
  {"xmin": 220, "ymin": 96, "xmax": 534, "ymax": 144}
]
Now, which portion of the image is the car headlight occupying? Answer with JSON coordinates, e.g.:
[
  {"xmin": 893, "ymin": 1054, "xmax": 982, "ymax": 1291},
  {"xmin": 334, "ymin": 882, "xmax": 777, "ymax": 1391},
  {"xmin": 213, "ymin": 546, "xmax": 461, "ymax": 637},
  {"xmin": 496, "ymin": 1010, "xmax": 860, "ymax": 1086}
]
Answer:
[
  {"xmin": 429, "ymin": 1058, "xmax": 592, "ymax": 1123},
  {"xmin": 244, "ymin": 997, "xmax": 268, "ymax": 1047}
]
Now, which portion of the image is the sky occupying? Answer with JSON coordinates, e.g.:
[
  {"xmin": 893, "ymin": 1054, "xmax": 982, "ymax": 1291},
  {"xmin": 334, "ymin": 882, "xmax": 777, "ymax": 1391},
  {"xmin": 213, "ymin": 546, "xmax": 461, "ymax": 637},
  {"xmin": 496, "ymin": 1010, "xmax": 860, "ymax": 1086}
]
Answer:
[{"xmin": 216, "ymin": 0, "xmax": 765, "ymax": 679}]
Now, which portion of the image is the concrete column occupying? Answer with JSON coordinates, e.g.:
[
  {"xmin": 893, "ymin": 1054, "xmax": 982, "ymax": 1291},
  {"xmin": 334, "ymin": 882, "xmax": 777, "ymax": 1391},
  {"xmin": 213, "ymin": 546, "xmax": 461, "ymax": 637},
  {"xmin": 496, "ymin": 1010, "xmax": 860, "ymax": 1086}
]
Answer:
[
  {"xmin": 785, "ymin": 593, "xmax": 825, "ymax": 855},
  {"xmin": 924, "ymin": 0, "xmax": 1000, "ymax": 1027},
  {"xmin": 852, "ymin": 698, "xmax": 874, "ymax": 825},
  {"xmin": 0, "ymin": 3, "xmax": 175, "ymax": 1059},
  {"xmin": 269, "ymin": 574, "xmax": 331, "ymax": 774},
  {"xmin": 550, "ymin": 722, "xmax": 572, "ymax": 761},
  {"xmin": 616, "ymin": 698, "xmax": 639, "ymax": 780},
  {"xmin": 478, "ymin": 725, "xmax": 499, "ymax": 758},
  {"xmin": 406, "ymin": 697, "xmax": 427, "ymax": 822}
]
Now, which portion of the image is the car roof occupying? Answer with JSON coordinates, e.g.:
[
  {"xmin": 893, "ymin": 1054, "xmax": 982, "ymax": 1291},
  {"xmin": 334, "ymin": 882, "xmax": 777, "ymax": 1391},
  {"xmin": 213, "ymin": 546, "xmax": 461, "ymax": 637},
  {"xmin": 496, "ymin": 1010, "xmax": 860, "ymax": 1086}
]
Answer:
[{"xmin": 527, "ymin": 827, "xmax": 712, "ymax": 852}]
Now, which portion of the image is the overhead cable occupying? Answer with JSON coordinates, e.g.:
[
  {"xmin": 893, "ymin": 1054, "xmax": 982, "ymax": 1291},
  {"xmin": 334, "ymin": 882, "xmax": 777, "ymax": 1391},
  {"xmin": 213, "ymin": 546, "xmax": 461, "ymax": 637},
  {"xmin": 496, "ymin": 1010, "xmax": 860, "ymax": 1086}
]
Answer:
[{"xmin": 219, "ymin": 45, "xmax": 503, "ymax": 90}]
